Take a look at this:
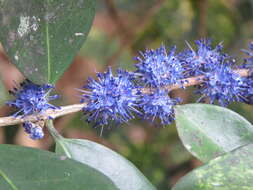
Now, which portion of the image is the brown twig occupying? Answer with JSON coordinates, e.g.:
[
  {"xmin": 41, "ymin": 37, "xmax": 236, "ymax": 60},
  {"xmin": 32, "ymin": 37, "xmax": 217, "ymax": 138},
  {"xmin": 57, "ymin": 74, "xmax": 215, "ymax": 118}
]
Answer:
[
  {"xmin": 197, "ymin": 0, "xmax": 208, "ymax": 37},
  {"xmin": 133, "ymin": 0, "xmax": 165, "ymax": 35},
  {"xmin": 0, "ymin": 69, "xmax": 250, "ymax": 127},
  {"xmin": 103, "ymin": 0, "xmax": 132, "ymax": 42},
  {"xmin": 104, "ymin": 0, "xmax": 166, "ymax": 68},
  {"xmin": 0, "ymin": 103, "xmax": 86, "ymax": 127}
]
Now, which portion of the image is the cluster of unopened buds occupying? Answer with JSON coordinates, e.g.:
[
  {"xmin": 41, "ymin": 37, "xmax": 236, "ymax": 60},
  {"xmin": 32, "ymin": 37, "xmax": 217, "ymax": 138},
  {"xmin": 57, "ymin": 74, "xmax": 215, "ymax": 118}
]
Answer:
[{"xmin": 6, "ymin": 39, "xmax": 253, "ymax": 140}]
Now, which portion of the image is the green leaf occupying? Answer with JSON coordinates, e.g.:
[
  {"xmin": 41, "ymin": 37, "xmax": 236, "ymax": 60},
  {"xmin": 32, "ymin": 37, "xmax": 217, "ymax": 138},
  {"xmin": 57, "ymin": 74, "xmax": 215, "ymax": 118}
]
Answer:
[
  {"xmin": 0, "ymin": 0, "xmax": 95, "ymax": 84},
  {"xmin": 175, "ymin": 104, "xmax": 253, "ymax": 162},
  {"xmin": 55, "ymin": 138, "xmax": 157, "ymax": 190},
  {"xmin": 172, "ymin": 143, "xmax": 253, "ymax": 190},
  {"xmin": 0, "ymin": 144, "xmax": 118, "ymax": 190}
]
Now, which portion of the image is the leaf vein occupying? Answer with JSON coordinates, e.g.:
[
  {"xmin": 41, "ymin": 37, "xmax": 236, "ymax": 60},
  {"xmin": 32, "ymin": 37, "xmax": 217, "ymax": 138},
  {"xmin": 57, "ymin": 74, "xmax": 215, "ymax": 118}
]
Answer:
[
  {"xmin": 0, "ymin": 169, "xmax": 19, "ymax": 190},
  {"xmin": 46, "ymin": 0, "xmax": 51, "ymax": 83}
]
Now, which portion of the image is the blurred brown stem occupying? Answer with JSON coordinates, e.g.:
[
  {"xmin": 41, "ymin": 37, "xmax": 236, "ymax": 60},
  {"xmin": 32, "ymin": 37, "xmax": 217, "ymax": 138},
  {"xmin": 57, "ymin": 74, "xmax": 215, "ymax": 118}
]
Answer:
[
  {"xmin": 197, "ymin": 0, "xmax": 208, "ymax": 37},
  {"xmin": 104, "ymin": 0, "xmax": 165, "ymax": 68},
  {"xmin": 104, "ymin": 0, "xmax": 133, "ymax": 42}
]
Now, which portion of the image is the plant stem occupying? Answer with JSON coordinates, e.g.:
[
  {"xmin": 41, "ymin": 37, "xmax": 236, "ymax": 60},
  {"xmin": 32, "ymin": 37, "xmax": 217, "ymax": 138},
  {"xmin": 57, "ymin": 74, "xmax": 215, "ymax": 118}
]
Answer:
[
  {"xmin": 46, "ymin": 120, "xmax": 63, "ymax": 141},
  {"xmin": 0, "ymin": 68, "xmax": 251, "ymax": 127},
  {"xmin": 46, "ymin": 120, "xmax": 72, "ymax": 158}
]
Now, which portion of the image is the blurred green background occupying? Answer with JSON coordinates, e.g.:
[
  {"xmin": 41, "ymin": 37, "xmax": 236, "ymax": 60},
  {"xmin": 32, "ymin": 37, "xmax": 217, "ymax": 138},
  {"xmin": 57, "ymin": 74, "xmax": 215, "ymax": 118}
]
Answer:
[{"xmin": 0, "ymin": 0, "xmax": 252, "ymax": 189}]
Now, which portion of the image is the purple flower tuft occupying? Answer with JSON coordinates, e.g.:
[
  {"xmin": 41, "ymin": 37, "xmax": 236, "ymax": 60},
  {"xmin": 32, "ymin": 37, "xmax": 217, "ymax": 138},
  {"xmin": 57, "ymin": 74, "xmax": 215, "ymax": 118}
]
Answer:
[
  {"xmin": 240, "ymin": 73, "xmax": 253, "ymax": 104},
  {"xmin": 7, "ymin": 80, "xmax": 59, "ymax": 117},
  {"xmin": 23, "ymin": 122, "xmax": 44, "ymax": 140},
  {"xmin": 23, "ymin": 121, "xmax": 33, "ymax": 134},
  {"xmin": 242, "ymin": 42, "xmax": 253, "ymax": 69},
  {"xmin": 135, "ymin": 45, "xmax": 185, "ymax": 87},
  {"xmin": 79, "ymin": 68, "xmax": 141, "ymax": 126},
  {"xmin": 181, "ymin": 39, "xmax": 229, "ymax": 76},
  {"xmin": 30, "ymin": 126, "xmax": 44, "ymax": 140},
  {"xmin": 197, "ymin": 65, "xmax": 246, "ymax": 106},
  {"xmin": 139, "ymin": 89, "xmax": 180, "ymax": 125}
]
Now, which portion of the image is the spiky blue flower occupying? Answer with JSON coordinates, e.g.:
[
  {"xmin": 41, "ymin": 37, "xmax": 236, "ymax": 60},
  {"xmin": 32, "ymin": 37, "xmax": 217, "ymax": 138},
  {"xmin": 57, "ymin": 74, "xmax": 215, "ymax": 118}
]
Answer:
[
  {"xmin": 244, "ymin": 42, "xmax": 253, "ymax": 58},
  {"xmin": 242, "ymin": 42, "xmax": 253, "ymax": 69},
  {"xmin": 197, "ymin": 64, "xmax": 245, "ymax": 106},
  {"xmin": 23, "ymin": 121, "xmax": 33, "ymax": 134},
  {"xmin": 23, "ymin": 122, "xmax": 44, "ymax": 140},
  {"xmin": 239, "ymin": 72, "xmax": 253, "ymax": 104},
  {"xmin": 139, "ymin": 89, "xmax": 180, "ymax": 125},
  {"xmin": 181, "ymin": 39, "xmax": 229, "ymax": 76},
  {"xmin": 79, "ymin": 68, "xmax": 141, "ymax": 126},
  {"xmin": 135, "ymin": 45, "xmax": 185, "ymax": 87},
  {"xmin": 7, "ymin": 80, "xmax": 59, "ymax": 117},
  {"xmin": 30, "ymin": 126, "xmax": 44, "ymax": 140}
]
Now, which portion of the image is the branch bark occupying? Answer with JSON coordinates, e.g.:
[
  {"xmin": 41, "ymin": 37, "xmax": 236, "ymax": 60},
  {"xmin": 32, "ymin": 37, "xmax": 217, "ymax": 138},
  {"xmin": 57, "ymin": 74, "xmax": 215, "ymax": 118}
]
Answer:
[{"xmin": 0, "ymin": 69, "xmax": 250, "ymax": 127}]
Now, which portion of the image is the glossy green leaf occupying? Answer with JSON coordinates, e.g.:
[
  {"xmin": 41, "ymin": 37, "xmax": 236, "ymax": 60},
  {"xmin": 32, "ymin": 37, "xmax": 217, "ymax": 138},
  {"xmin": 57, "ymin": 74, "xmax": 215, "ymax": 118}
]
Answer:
[
  {"xmin": 175, "ymin": 104, "xmax": 253, "ymax": 162},
  {"xmin": 0, "ymin": 0, "xmax": 95, "ymax": 84},
  {"xmin": 0, "ymin": 144, "xmax": 118, "ymax": 190},
  {"xmin": 55, "ymin": 138, "xmax": 156, "ymax": 190},
  {"xmin": 172, "ymin": 143, "xmax": 253, "ymax": 190}
]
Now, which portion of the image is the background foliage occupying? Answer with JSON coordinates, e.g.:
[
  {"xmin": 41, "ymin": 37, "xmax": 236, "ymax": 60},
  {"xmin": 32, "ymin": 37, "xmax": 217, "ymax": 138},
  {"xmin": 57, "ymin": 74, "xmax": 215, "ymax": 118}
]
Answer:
[{"xmin": 0, "ymin": 0, "xmax": 252, "ymax": 189}]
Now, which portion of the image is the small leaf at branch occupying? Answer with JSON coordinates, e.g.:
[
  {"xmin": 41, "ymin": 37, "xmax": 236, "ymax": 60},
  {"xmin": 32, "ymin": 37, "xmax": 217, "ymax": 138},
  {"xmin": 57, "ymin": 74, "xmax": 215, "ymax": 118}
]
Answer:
[
  {"xmin": 55, "ymin": 138, "xmax": 157, "ymax": 190},
  {"xmin": 175, "ymin": 104, "xmax": 253, "ymax": 162}
]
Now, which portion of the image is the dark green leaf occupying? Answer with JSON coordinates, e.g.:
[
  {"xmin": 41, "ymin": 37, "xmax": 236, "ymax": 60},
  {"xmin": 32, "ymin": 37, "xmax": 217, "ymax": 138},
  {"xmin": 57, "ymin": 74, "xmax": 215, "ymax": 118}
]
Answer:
[
  {"xmin": 56, "ymin": 138, "xmax": 156, "ymax": 190},
  {"xmin": 172, "ymin": 143, "xmax": 253, "ymax": 190},
  {"xmin": 0, "ymin": 0, "xmax": 95, "ymax": 84},
  {"xmin": 175, "ymin": 104, "xmax": 253, "ymax": 162},
  {"xmin": 0, "ymin": 144, "xmax": 118, "ymax": 190}
]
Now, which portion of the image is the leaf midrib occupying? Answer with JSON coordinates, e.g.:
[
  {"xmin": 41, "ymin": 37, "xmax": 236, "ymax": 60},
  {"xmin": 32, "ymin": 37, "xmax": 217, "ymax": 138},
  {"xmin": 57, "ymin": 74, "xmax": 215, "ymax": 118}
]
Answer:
[
  {"xmin": 0, "ymin": 168, "xmax": 19, "ymax": 190},
  {"xmin": 45, "ymin": 0, "xmax": 51, "ymax": 83}
]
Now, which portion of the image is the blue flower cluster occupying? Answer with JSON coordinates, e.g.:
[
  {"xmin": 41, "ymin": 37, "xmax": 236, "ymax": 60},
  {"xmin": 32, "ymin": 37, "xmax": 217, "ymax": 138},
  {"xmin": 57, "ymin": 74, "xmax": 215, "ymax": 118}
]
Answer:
[
  {"xmin": 243, "ymin": 42, "xmax": 253, "ymax": 66},
  {"xmin": 140, "ymin": 89, "xmax": 181, "ymax": 125},
  {"xmin": 193, "ymin": 42, "xmax": 252, "ymax": 106},
  {"xmin": 80, "ymin": 68, "xmax": 140, "ymax": 126},
  {"xmin": 241, "ymin": 43, "xmax": 253, "ymax": 104},
  {"xmin": 7, "ymin": 79, "xmax": 59, "ymax": 140},
  {"xmin": 243, "ymin": 75, "xmax": 253, "ymax": 104},
  {"xmin": 181, "ymin": 39, "xmax": 228, "ymax": 77},
  {"xmin": 197, "ymin": 65, "xmax": 246, "ymax": 106},
  {"xmin": 78, "ymin": 66, "xmax": 180, "ymax": 126},
  {"xmin": 7, "ymin": 80, "xmax": 59, "ymax": 116},
  {"xmin": 79, "ymin": 39, "xmax": 253, "ymax": 127},
  {"xmin": 6, "ymin": 39, "xmax": 253, "ymax": 137},
  {"xmin": 135, "ymin": 45, "xmax": 185, "ymax": 87},
  {"xmin": 23, "ymin": 121, "xmax": 44, "ymax": 140},
  {"xmin": 242, "ymin": 43, "xmax": 253, "ymax": 104}
]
